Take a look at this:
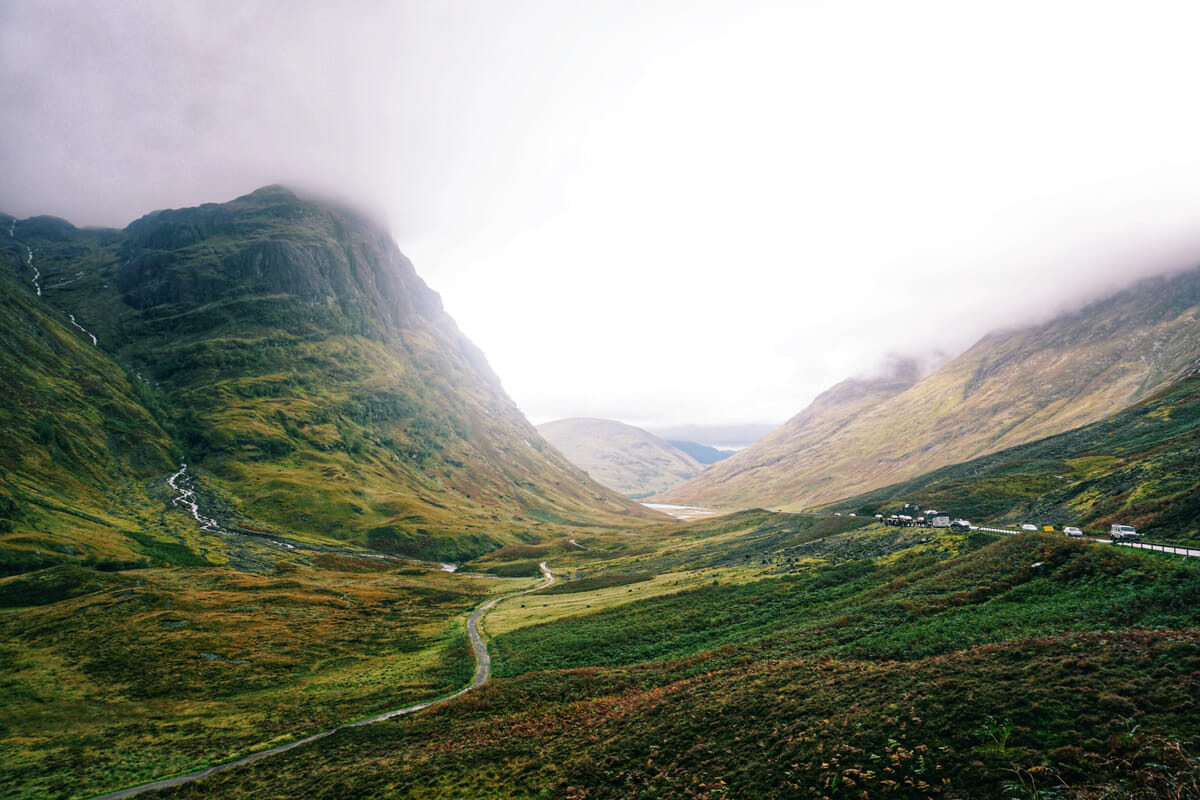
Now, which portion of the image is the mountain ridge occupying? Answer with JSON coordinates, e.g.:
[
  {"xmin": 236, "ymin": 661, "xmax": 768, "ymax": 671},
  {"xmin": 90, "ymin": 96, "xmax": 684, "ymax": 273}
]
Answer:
[{"xmin": 659, "ymin": 264, "xmax": 1200, "ymax": 510}]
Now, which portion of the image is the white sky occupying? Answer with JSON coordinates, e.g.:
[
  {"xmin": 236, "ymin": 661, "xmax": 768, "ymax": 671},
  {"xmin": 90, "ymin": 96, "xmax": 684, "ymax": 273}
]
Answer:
[{"xmin": 5, "ymin": 1, "xmax": 1200, "ymax": 446}]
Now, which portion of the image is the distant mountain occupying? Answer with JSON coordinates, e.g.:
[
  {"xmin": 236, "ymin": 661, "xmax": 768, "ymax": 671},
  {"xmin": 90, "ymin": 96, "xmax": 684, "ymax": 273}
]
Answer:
[
  {"xmin": 666, "ymin": 440, "xmax": 733, "ymax": 465},
  {"xmin": 834, "ymin": 368, "xmax": 1200, "ymax": 539},
  {"xmin": 659, "ymin": 266, "xmax": 1200, "ymax": 510},
  {"xmin": 0, "ymin": 187, "xmax": 656, "ymax": 569},
  {"xmin": 536, "ymin": 418, "xmax": 703, "ymax": 497},
  {"xmin": 646, "ymin": 422, "xmax": 778, "ymax": 451}
]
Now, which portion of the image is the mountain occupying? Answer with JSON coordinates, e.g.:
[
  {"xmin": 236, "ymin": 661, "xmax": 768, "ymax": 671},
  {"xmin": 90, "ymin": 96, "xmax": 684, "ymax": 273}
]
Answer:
[
  {"xmin": 833, "ymin": 367, "xmax": 1200, "ymax": 538},
  {"xmin": 536, "ymin": 417, "xmax": 703, "ymax": 497},
  {"xmin": 666, "ymin": 440, "xmax": 733, "ymax": 465},
  {"xmin": 658, "ymin": 266, "xmax": 1200, "ymax": 510},
  {"xmin": 0, "ymin": 187, "xmax": 656, "ymax": 568}
]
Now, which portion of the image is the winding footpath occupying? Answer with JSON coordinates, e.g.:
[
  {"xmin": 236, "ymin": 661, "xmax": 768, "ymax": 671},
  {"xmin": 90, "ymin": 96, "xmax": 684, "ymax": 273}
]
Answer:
[{"xmin": 89, "ymin": 562, "xmax": 555, "ymax": 800}]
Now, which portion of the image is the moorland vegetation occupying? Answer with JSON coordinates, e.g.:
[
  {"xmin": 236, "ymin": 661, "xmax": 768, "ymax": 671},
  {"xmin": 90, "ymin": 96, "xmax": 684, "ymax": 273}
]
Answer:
[{"xmin": 22, "ymin": 518, "xmax": 1189, "ymax": 800}]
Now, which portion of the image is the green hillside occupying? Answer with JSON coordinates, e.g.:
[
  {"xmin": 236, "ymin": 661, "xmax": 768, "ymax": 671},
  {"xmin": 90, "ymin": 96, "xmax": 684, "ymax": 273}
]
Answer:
[
  {"xmin": 832, "ymin": 370, "xmax": 1200, "ymax": 542},
  {"xmin": 0, "ymin": 251, "xmax": 181, "ymax": 574},
  {"xmin": 0, "ymin": 188, "xmax": 656, "ymax": 570}
]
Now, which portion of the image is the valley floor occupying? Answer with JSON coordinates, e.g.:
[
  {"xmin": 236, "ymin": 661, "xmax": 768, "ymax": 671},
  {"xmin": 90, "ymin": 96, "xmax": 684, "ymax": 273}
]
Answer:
[{"xmin": 3, "ymin": 513, "xmax": 1200, "ymax": 799}]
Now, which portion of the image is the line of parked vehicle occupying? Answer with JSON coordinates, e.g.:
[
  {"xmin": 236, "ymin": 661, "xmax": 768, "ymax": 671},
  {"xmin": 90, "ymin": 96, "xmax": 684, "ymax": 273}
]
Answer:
[
  {"xmin": 1017, "ymin": 522, "xmax": 1141, "ymax": 541},
  {"xmin": 876, "ymin": 503, "xmax": 1141, "ymax": 542},
  {"xmin": 877, "ymin": 503, "xmax": 971, "ymax": 531}
]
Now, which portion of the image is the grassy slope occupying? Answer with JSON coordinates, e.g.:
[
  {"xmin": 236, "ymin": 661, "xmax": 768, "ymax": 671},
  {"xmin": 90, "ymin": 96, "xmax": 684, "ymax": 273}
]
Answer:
[
  {"xmin": 0, "ymin": 246, "xmax": 182, "ymax": 574},
  {"xmin": 834, "ymin": 372, "xmax": 1200, "ymax": 542},
  {"xmin": 0, "ymin": 192, "xmax": 663, "ymax": 800},
  {"xmin": 663, "ymin": 267, "xmax": 1200, "ymax": 510},
  {"xmin": 0, "ymin": 558, "xmax": 548, "ymax": 799},
  {"xmin": 0, "ymin": 194, "xmax": 662, "ymax": 799},
  {"xmin": 121, "ymin": 521, "xmax": 1200, "ymax": 800}
]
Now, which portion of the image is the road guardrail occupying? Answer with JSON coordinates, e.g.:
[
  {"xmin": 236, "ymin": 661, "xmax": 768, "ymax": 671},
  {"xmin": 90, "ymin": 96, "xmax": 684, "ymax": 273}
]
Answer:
[{"xmin": 968, "ymin": 526, "xmax": 1196, "ymax": 558}]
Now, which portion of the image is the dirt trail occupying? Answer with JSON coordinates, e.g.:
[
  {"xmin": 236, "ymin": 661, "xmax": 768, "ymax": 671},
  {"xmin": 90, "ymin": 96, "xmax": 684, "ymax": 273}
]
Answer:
[{"xmin": 89, "ymin": 563, "xmax": 555, "ymax": 799}]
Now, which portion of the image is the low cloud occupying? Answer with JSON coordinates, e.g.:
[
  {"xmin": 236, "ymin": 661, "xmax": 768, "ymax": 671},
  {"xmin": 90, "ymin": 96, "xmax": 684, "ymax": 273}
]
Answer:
[{"xmin": 5, "ymin": 1, "xmax": 1200, "ymax": 433}]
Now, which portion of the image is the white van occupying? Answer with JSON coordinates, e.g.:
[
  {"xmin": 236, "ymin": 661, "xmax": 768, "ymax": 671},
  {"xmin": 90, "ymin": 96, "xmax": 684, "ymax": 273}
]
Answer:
[{"xmin": 1110, "ymin": 524, "xmax": 1139, "ymax": 542}]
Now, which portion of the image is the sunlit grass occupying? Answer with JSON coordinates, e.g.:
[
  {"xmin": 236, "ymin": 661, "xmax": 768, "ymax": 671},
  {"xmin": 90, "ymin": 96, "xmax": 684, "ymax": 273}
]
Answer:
[{"xmin": 484, "ymin": 568, "xmax": 749, "ymax": 637}]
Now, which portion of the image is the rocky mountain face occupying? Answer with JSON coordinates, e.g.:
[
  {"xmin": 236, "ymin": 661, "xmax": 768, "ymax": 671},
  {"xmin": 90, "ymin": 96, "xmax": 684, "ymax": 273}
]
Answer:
[
  {"xmin": 659, "ymin": 266, "xmax": 1200, "ymax": 510},
  {"xmin": 0, "ymin": 187, "xmax": 654, "ymax": 569},
  {"xmin": 536, "ymin": 418, "xmax": 703, "ymax": 497}
]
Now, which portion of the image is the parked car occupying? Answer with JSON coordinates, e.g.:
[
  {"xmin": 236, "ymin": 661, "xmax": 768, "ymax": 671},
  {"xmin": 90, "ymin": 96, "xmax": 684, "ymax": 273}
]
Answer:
[
  {"xmin": 1020, "ymin": 523, "xmax": 1038, "ymax": 532},
  {"xmin": 950, "ymin": 518, "xmax": 972, "ymax": 531},
  {"xmin": 1063, "ymin": 526, "xmax": 1083, "ymax": 537},
  {"xmin": 1110, "ymin": 524, "xmax": 1140, "ymax": 542}
]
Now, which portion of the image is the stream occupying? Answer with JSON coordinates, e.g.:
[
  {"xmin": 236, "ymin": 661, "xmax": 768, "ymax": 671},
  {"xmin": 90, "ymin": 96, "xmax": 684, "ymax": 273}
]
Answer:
[
  {"xmin": 26, "ymin": 244, "xmax": 40, "ymax": 296},
  {"xmin": 163, "ymin": 465, "xmax": 472, "ymax": 570},
  {"xmin": 166, "ymin": 464, "xmax": 228, "ymax": 535},
  {"xmin": 7, "ymin": 220, "xmax": 100, "ymax": 345}
]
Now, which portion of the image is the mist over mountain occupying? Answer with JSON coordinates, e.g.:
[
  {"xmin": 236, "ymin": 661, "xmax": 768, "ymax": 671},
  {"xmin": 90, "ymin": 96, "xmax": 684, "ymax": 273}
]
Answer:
[
  {"xmin": 0, "ymin": 186, "xmax": 656, "ymax": 568},
  {"xmin": 659, "ymin": 264, "xmax": 1200, "ymax": 510},
  {"xmin": 536, "ymin": 418, "xmax": 702, "ymax": 498}
]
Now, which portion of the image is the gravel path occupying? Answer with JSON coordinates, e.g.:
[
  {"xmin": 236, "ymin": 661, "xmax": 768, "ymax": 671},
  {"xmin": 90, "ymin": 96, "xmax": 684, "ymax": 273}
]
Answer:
[{"xmin": 89, "ymin": 563, "xmax": 555, "ymax": 799}]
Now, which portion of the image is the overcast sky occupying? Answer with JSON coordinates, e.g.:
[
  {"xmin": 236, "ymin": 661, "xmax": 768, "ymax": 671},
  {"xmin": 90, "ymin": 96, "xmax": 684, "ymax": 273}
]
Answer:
[{"xmin": 5, "ymin": 1, "xmax": 1200, "ymax": 447}]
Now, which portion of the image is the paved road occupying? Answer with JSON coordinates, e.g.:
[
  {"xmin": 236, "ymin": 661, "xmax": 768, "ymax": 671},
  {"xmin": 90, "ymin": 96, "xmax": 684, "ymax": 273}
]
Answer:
[
  {"xmin": 974, "ymin": 526, "xmax": 1198, "ymax": 558},
  {"xmin": 89, "ymin": 562, "xmax": 555, "ymax": 800},
  {"xmin": 1111, "ymin": 539, "xmax": 1200, "ymax": 558}
]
